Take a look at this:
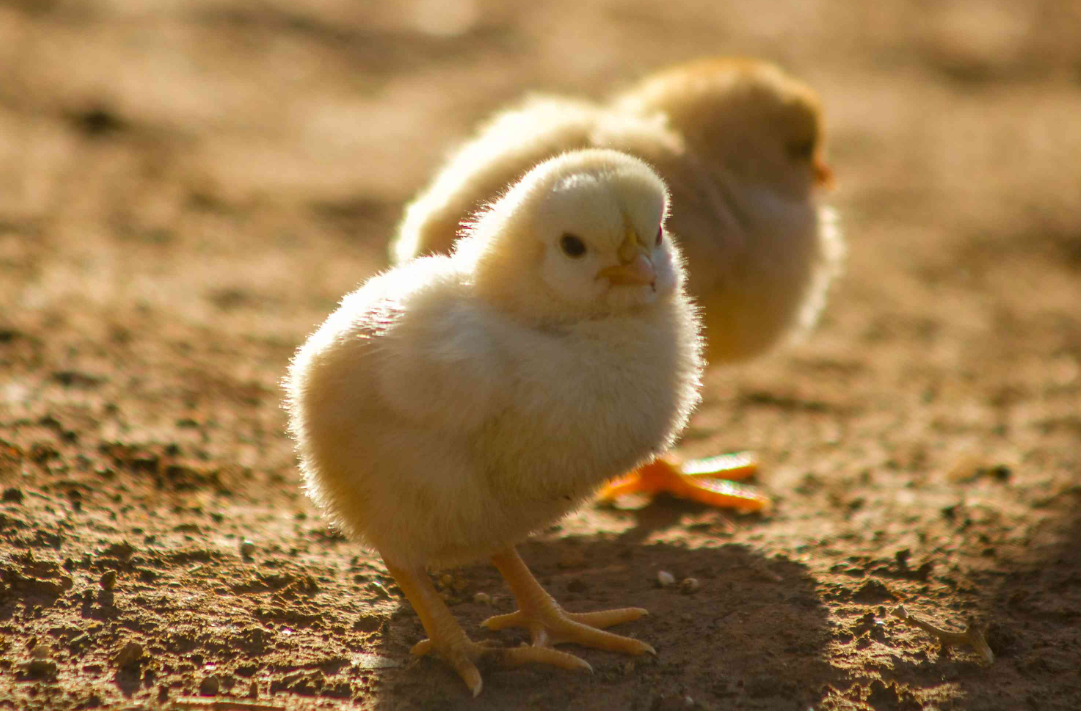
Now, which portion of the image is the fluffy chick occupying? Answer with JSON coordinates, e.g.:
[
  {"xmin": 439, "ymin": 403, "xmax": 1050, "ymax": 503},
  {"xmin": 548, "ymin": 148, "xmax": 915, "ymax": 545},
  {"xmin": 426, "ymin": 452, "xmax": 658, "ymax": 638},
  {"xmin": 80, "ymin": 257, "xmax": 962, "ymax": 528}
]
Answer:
[
  {"xmin": 390, "ymin": 57, "xmax": 844, "ymax": 510},
  {"xmin": 285, "ymin": 149, "xmax": 702, "ymax": 696}
]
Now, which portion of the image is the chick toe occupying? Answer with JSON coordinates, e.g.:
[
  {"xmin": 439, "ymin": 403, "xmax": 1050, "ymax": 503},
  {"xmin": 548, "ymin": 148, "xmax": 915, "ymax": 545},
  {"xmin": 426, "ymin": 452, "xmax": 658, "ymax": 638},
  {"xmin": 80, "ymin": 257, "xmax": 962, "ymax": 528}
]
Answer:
[
  {"xmin": 596, "ymin": 455, "xmax": 770, "ymax": 512},
  {"xmin": 486, "ymin": 548, "xmax": 656, "ymax": 657},
  {"xmin": 389, "ymin": 560, "xmax": 591, "ymax": 696}
]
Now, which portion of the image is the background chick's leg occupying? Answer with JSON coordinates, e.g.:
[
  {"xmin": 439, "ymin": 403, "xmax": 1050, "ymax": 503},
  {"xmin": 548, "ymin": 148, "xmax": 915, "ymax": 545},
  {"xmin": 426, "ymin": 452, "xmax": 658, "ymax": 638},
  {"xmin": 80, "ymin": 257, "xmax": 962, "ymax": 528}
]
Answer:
[
  {"xmin": 483, "ymin": 547, "xmax": 656, "ymax": 655},
  {"xmin": 596, "ymin": 454, "xmax": 770, "ymax": 512},
  {"xmin": 385, "ymin": 558, "xmax": 590, "ymax": 697}
]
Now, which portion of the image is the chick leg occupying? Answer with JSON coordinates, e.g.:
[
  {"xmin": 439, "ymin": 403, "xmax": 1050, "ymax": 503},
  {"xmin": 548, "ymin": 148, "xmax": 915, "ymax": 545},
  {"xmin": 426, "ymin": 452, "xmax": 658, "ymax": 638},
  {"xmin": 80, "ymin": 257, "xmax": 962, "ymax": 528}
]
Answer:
[
  {"xmin": 595, "ymin": 453, "xmax": 770, "ymax": 512},
  {"xmin": 482, "ymin": 547, "xmax": 656, "ymax": 656},
  {"xmin": 384, "ymin": 559, "xmax": 589, "ymax": 697}
]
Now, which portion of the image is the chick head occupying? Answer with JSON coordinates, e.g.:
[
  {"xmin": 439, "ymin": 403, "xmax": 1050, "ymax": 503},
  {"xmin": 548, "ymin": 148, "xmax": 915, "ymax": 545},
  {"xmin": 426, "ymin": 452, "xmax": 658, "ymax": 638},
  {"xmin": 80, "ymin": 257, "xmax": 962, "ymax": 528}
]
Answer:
[
  {"xmin": 464, "ymin": 149, "xmax": 680, "ymax": 324},
  {"xmin": 616, "ymin": 58, "xmax": 832, "ymax": 199}
]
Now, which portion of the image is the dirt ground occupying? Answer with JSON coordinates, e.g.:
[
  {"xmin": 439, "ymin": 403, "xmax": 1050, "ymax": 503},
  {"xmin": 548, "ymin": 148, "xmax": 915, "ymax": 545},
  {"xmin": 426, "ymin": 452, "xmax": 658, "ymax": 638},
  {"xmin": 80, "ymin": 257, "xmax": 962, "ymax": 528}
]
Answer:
[{"xmin": 2, "ymin": 1, "xmax": 1080, "ymax": 709}]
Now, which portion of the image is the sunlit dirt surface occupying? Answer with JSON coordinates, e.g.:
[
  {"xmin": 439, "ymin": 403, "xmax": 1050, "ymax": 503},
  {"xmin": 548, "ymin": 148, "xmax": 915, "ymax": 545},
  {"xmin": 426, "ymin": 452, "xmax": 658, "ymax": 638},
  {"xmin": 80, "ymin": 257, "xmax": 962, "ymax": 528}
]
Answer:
[{"xmin": 2, "ymin": 1, "xmax": 1080, "ymax": 709}]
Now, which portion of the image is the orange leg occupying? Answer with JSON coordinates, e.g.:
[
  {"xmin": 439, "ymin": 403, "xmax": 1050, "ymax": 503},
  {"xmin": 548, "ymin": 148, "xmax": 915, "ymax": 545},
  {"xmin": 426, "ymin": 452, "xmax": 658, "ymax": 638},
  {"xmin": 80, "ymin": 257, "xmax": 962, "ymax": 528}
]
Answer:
[
  {"xmin": 482, "ymin": 547, "xmax": 655, "ymax": 656},
  {"xmin": 596, "ymin": 452, "xmax": 770, "ymax": 512},
  {"xmin": 385, "ymin": 558, "xmax": 589, "ymax": 697}
]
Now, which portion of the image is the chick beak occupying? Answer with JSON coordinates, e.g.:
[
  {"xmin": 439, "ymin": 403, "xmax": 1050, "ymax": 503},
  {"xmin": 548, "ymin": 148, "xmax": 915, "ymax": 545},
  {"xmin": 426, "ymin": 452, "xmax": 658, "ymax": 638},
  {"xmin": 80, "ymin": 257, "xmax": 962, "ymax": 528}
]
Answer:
[
  {"xmin": 813, "ymin": 155, "xmax": 835, "ymax": 189},
  {"xmin": 596, "ymin": 231, "xmax": 656, "ymax": 288}
]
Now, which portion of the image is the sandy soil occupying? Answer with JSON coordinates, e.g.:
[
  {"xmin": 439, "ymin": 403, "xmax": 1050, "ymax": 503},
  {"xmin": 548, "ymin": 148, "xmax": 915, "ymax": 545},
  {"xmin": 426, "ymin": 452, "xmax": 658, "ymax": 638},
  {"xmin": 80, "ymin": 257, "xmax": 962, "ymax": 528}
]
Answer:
[{"xmin": 2, "ymin": 1, "xmax": 1080, "ymax": 709}]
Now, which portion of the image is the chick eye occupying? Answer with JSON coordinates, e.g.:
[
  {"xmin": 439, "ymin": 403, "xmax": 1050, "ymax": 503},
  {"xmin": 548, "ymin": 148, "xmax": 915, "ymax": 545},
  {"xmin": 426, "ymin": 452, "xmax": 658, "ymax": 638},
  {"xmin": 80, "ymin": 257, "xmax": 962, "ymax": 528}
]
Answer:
[
  {"xmin": 655, "ymin": 226, "xmax": 663, "ymax": 247},
  {"xmin": 559, "ymin": 234, "xmax": 586, "ymax": 258},
  {"xmin": 787, "ymin": 139, "xmax": 816, "ymax": 161}
]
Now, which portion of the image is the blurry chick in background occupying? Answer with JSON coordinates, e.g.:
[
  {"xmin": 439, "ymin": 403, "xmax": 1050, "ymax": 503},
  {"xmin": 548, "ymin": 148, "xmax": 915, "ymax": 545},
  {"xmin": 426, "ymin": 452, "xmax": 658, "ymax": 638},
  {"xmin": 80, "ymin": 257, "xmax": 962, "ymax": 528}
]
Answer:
[
  {"xmin": 391, "ymin": 57, "xmax": 844, "ymax": 512},
  {"xmin": 285, "ymin": 150, "xmax": 702, "ymax": 696}
]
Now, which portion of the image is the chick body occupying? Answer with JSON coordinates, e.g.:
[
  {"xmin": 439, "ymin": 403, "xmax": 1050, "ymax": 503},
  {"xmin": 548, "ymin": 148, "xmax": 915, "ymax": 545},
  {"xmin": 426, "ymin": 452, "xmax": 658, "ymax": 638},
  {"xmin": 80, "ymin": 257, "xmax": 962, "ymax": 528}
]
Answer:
[
  {"xmin": 391, "ymin": 58, "xmax": 843, "ymax": 365},
  {"xmin": 286, "ymin": 149, "xmax": 701, "ymax": 570},
  {"xmin": 288, "ymin": 255, "xmax": 698, "ymax": 569}
]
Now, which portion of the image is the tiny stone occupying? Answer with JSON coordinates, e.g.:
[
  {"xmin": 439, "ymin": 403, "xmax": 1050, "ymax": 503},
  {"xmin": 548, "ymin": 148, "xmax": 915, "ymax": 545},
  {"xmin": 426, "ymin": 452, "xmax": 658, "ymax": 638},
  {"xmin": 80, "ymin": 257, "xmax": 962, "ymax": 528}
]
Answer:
[
  {"xmin": 657, "ymin": 570, "xmax": 676, "ymax": 588},
  {"xmin": 113, "ymin": 641, "xmax": 143, "ymax": 669},
  {"xmin": 2, "ymin": 487, "xmax": 24, "ymax": 503},
  {"xmin": 473, "ymin": 592, "xmax": 491, "ymax": 605},
  {"xmin": 100, "ymin": 570, "xmax": 117, "ymax": 590},
  {"xmin": 439, "ymin": 573, "xmax": 454, "ymax": 588},
  {"xmin": 25, "ymin": 660, "xmax": 57, "ymax": 679},
  {"xmin": 199, "ymin": 674, "xmax": 220, "ymax": 696},
  {"xmin": 240, "ymin": 540, "xmax": 256, "ymax": 558},
  {"xmin": 680, "ymin": 577, "xmax": 700, "ymax": 594}
]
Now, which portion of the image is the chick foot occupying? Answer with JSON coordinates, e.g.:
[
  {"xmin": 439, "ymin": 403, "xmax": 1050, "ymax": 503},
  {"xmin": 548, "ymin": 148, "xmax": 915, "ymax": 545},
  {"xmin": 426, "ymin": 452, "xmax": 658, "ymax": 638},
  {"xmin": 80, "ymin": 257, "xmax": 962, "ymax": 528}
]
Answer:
[
  {"xmin": 596, "ymin": 453, "xmax": 770, "ymax": 512},
  {"xmin": 385, "ymin": 560, "xmax": 589, "ymax": 697},
  {"xmin": 484, "ymin": 547, "xmax": 656, "ymax": 657}
]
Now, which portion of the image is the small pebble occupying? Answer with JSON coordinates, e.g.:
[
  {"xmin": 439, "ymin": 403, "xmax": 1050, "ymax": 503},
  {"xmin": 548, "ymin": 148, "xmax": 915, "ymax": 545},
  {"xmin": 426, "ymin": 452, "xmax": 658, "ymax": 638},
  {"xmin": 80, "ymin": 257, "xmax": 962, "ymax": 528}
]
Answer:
[
  {"xmin": 100, "ymin": 570, "xmax": 117, "ymax": 590},
  {"xmin": 240, "ymin": 540, "xmax": 256, "ymax": 558},
  {"xmin": 439, "ymin": 573, "xmax": 454, "ymax": 588},
  {"xmin": 113, "ymin": 641, "xmax": 143, "ymax": 669},
  {"xmin": 25, "ymin": 660, "xmax": 57, "ymax": 678},
  {"xmin": 656, "ymin": 570, "xmax": 676, "ymax": 588},
  {"xmin": 199, "ymin": 674, "xmax": 220, "ymax": 696},
  {"xmin": 473, "ymin": 592, "xmax": 491, "ymax": 605},
  {"xmin": 680, "ymin": 577, "xmax": 700, "ymax": 594}
]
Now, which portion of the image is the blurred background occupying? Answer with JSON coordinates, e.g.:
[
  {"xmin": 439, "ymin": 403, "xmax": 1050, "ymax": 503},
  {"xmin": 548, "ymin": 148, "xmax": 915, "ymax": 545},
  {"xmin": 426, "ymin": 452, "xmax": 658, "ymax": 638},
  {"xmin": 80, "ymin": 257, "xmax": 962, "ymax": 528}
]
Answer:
[{"xmin": 1, "ymin": 1, "xmax": 1080, "ymax": 709}]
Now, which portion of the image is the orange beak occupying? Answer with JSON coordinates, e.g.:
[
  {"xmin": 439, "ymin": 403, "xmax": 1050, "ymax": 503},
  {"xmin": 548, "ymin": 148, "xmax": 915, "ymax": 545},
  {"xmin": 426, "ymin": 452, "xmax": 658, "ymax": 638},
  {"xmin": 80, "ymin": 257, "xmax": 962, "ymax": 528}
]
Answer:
[
  {"xmin": 813, "ymin": 155, "xmax": 835, "ymax": 189},
  {"xmin": 596, "ymin": 252, "xmax": 656, "ymax": 286}
]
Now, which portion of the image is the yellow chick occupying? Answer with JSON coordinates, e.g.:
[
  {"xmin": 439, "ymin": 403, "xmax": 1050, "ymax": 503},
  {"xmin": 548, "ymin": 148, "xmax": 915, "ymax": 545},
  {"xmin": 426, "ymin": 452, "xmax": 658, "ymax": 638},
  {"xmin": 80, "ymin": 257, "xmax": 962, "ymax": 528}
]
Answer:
[
  {"xmin": 390, "ymin": 58, "xmax": 843, "ymax": 511},
  {"xmin": 285, "ymin": 149, "xmax": 703, "ymax": 696}
]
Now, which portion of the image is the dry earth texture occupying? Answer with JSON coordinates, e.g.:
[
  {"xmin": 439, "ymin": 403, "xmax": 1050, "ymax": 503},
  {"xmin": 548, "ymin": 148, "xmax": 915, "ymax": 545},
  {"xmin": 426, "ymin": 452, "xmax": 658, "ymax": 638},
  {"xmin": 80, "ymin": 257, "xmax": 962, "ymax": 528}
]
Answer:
[{"xmin": 1, "ymin": 1, "xmax": 1080, "ymax": 709}]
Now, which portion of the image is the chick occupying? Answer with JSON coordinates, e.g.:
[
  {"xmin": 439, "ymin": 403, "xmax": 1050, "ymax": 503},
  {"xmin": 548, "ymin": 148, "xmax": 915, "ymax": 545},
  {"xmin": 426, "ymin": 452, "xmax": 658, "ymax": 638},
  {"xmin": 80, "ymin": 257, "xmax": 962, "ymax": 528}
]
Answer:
[
  {"xmin": 285, "ymin": 149, "xmax": 702, "ymax": 696},
  {"xmin": 390, "ymin": 57, "xmax": 843, "ymax": 511}
]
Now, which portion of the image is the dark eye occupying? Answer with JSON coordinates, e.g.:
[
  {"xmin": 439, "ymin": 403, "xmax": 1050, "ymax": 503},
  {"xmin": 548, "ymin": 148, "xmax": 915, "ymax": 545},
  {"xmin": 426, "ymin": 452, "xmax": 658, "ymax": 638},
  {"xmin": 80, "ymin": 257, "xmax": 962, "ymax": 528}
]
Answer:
[
  {"xmin": 655, "ymin": 226, "xmax": 663, "ymax": 247},
  {"xmin": 787, "ymin": 139, "xmax": 815, "ymax": 161},
  {"xmin": 560, "ymin": 234, "xmax": 586, "ymax": 258}
]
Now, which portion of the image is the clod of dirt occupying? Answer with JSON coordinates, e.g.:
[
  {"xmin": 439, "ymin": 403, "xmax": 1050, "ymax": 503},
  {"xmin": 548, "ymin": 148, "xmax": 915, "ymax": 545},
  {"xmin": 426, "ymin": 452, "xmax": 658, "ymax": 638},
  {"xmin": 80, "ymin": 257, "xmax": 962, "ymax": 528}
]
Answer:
[
  {"xmin": 200, "ymin": 674, "xmax": 221, "ymax": 696},
  {"xmin": 101, "ymin": 542, "xmax": 135, "ymax": 561},
  {"xmin": 867, "ymin": 679, "xmax": 921, "ymax": 710},
  {"xmin": 99, "ymin": 570, "xmax": 117, "ymax": 590},
  {"xmin": 1, "ymin": 558, "xmax": 74, "ymax": 603},
  {"xmin": 853, "ymin": 579, "xmax": 896, "ymax": 603},
  {"xmin": 113, "ymin": 641, "xmax": 144, "ymax": 669},
  {"xmin": 19, "ymin": 659, "xmax": 58, "ymax": 682},
  {"xmin": 2, "ymin": 487, "xmax": 23, "ymax": 503}
]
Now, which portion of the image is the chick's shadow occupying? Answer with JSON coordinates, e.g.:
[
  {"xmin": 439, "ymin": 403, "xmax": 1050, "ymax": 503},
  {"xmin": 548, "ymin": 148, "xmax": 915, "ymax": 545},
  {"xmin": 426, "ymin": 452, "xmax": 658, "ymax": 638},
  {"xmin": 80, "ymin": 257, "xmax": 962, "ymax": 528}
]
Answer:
[{"xmin": 370, "ymin": 498, "xmax": 842, "ymax": 711}]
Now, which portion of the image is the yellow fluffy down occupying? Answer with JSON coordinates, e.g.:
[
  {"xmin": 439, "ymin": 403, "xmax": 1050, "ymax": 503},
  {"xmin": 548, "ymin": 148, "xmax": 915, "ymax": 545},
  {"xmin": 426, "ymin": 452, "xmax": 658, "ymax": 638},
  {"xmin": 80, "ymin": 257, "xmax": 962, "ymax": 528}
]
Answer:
[
  {"xmin": 390, "ymin": 58, "xmax": 844, "ymax": 365},
  {"xmin": 285, "ymin": 150, "xmax": 703, "ymax": 569}
]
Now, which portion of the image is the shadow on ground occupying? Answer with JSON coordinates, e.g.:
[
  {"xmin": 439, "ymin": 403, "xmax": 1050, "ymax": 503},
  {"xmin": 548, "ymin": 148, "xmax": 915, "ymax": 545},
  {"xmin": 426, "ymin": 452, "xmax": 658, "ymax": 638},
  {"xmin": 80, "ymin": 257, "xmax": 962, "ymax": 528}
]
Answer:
[{"xmin": 369, "ymin": 531, "xmax": 842, "ymax": 710}]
